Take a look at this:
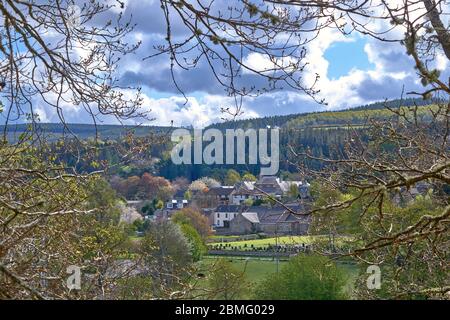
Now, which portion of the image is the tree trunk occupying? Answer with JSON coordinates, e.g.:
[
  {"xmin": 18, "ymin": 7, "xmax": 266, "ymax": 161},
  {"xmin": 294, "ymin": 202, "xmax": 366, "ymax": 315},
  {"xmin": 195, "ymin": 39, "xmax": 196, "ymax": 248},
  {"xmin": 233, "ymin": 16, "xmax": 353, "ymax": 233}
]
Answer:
[{"xmin": 422, "ymin": 0, "xmax": 450, "ymax": 60}]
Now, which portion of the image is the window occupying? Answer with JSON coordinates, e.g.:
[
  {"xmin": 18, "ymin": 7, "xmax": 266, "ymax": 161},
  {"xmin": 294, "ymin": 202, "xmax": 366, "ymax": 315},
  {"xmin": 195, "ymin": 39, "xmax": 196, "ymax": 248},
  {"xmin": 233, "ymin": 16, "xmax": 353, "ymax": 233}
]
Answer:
[{"xmin": 225, "ymin": 213, "xmax": 228, "ymax": 219}]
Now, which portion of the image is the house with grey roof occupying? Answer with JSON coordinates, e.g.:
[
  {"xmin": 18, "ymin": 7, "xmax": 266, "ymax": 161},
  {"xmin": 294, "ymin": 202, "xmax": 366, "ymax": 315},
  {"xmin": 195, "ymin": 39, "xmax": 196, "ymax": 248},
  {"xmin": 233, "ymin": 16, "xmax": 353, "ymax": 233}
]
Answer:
[
  {"xmin": 231, "ymin": 176, "xmax": 311, "ymax": 204},
  {"xmin": 228, "ymin": 203, "xmax": 311, "ymax": 235},
  {"xmin": 212, "ymin": 204, "xmax": 245, "ymax": 228},
  {"xmin": 227, "ymin": 212, "xmax": 260, "ymax": 234},
  {"xmin": 205, "ymin": 186, "xmax": 234, "ymax": 206},
  {"xmin": 253, "ymin": 176, "xmax": 284, "ymax": 198},
  {"xmin": 166, "ymin": 189, "xmax": 190, "ymax": 210}
]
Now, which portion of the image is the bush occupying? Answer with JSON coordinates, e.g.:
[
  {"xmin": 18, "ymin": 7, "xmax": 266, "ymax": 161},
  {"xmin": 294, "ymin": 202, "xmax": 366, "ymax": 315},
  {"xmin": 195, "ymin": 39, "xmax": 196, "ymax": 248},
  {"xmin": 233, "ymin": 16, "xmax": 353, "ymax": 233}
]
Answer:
[
  {"xmin": 254, "ymin": 255, "xmax": 348, "ymax": 300},
  {"xmin": 179, "ymin": 223, "xmax": 207, "ymax": 262},
  {"xmin": 206, "ymin": 258, "xmax": 249, "ymax": 300}
]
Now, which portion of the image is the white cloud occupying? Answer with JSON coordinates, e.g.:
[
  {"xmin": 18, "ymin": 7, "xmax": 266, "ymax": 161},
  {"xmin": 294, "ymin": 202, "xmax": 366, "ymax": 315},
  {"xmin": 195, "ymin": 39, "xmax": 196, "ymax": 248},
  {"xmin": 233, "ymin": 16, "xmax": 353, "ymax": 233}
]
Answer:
[
  {"xmin": 130, "ymin": 92, "xmax": 259, "ymax": 128},
  {"xmin": 436, "ymin": 53, "xmax": 449, "ymax": 71},
  {"xmin": 242, "ymin": 52, "xmax": 299, "ymax": 74},
  {"xmin": 10, "ymin": 0, "xmax": 445, "ymax": 128}
]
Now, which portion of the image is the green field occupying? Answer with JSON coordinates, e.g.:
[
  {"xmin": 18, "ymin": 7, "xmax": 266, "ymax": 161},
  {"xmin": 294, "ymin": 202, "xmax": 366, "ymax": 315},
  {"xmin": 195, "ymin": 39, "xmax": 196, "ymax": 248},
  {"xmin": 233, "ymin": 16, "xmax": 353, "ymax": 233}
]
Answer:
[
  {"xmin": 200, "ymin": 256, "xmax": 286, "ymax": 283},
  {"xmin": 196, "ymin": 255, "xmax": 360, "ymax": 299},
  {"xmin": 208, "ymin": 235, "xmax": 353, "ymax": 251},
  {"xmin": 209, "ymin": 235, "xmax": 314, "ymax": 249},
  {"xmin": 194, "ymin": 256, "xmax": 288, "ymax": 298},
  {"xmin": 208, "ymin": 235, "xmax": 242, "ymax": 241}
]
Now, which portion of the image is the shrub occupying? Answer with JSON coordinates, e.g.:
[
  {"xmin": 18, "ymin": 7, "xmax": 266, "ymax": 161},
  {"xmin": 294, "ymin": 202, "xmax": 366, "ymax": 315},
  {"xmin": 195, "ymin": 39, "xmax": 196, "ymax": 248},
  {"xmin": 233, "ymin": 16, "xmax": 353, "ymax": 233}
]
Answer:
[{"xmin": 254, "ymin": 255, "xmax": 348, "ymax": 300}]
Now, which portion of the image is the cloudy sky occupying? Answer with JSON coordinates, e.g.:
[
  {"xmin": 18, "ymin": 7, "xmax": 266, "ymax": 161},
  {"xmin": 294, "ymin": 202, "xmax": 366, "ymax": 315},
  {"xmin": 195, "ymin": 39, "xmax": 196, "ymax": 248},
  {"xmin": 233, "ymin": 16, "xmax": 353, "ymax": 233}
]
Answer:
[{"xmin": 9, "ymin": 0, "xmax": 450, "ymax": 128}]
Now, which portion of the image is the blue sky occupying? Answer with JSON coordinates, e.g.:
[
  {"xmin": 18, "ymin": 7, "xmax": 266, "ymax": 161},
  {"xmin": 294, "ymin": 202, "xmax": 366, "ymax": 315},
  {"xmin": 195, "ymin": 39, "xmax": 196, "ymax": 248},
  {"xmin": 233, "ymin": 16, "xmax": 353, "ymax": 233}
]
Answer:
[
  {"xmin": 324, "ymin": 38, "xmax": 375, "ymax": 80},
  {"xmin": 97, "ymin": 0, "xmax": 448, "ymax": 128},
  {"xmin": 2, "ymin": 0, "xmax": 448, "ymax": 128}
]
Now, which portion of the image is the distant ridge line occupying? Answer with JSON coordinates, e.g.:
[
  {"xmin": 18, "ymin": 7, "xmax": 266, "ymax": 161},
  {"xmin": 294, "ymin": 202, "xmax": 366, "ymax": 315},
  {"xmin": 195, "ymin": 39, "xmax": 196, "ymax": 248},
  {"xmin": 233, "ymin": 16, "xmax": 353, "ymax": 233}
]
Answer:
[{"xmin": 0, "ymin": 98, "xmax": 440, "ymax": 137}]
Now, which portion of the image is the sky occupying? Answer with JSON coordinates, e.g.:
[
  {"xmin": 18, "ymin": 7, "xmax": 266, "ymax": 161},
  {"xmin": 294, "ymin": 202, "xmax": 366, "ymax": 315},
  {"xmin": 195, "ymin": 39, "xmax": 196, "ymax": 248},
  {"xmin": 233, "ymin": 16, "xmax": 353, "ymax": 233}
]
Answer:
[
  {"xmin": 3, "ymin": 0, "xmax": 449, "ymax": 128},
  {"xmin": 324, "ymin": 37, "xmax": 376, "ymax": 80}
]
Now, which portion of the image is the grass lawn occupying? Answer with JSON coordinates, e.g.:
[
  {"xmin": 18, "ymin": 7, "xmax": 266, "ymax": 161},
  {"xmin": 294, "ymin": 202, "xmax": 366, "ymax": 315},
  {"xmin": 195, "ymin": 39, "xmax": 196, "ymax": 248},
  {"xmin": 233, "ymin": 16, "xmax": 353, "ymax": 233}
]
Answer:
[
  {"xmin": 196, "ymin": 255, "xmax": 360, "ymax": 299},
  {"xmin": 194, "ymin": 256, "xmax": 286, "ymax": 298},
  {"xmin": 339, "ymin": 262, "xmax": 360, "ymax": 296},
  {"xmin": 207, "ymin": 235, "xmax": 242, "ymax": 241},
  {"xmin": 209, "ymin": 235, "xmax": 318, "ymax": 250},
  {"xmin": 195, "ymin": 256, "xmax": 358, "ymax": 299},
  {"xmin": 200, "ymin": 256, "xmax": 286, "ymax": 283},
  {"xmin": 209, "ymin": 235, "xmax": 353, "ymax": 251}
]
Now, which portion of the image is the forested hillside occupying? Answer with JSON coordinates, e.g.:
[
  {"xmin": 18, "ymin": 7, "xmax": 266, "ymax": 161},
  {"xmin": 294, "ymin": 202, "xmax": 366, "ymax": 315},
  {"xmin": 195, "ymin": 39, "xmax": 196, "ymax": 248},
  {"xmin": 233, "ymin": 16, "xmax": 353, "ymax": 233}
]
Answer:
[
  {"xmin": 2, "ymin": 98, "xmax": 439, "ymax": 181},
  {"xmin": 0, "ymin": 122, "xmax": 174, "ymax": 141},
  {"xmin": 159, "ymin": 100, "xmax": 441, "ymax": 180},
  {"xmin": 206, "ymin": 98, "xmax": 437, "ymax": 131},
  {"xmin": 1, "ymin": 98, "xmax": 435, "ymax": 139}
]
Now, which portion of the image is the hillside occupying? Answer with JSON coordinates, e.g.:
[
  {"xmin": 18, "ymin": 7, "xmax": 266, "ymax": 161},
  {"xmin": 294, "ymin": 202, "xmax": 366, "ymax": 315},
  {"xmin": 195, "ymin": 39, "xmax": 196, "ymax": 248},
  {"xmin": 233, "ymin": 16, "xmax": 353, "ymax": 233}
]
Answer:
[
  {"xmin": 0, "ymin": 98, "xmax": 436, "ymax": 140},
  {"xmin": 0, "ymin": 122, "xmax": 175, "ymax": 141},
  {"xmin": 156, "ymin": 99, "xmax": 440, "ymax": 180},
  {"xmin": 1, "ymin": 99, "xmax": 439, "ymax": 181},
  {"xmin": 206, "ymin": 98, "xmax": 437, "ymax": 131}
]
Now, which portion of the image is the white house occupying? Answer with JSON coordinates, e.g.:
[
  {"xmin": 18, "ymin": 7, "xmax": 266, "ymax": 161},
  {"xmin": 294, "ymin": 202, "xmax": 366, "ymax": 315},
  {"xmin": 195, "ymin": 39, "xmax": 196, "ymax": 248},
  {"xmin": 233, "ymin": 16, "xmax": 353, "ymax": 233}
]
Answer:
[
  {"xmin": 230, "ymin": 181, "xmax": 260, "ymax": 205},
  {"xmin": 166, "ymin": 199, "xmax": 188, "ymax": 209},
  {"xmin": 213, "ymin": 205, "xmax": 242, "ymax": 228},
  {"xmin": 166, "ymin": 189, "xmax": 189, "ymax": 209}
]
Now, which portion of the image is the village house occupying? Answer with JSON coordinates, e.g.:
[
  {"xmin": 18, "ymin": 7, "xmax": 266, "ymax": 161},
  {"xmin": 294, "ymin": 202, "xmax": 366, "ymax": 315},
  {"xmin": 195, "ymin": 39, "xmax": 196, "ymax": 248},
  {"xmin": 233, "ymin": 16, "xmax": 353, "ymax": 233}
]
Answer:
[
  {"xmin": 166, "ymin": 189, "xmax": 190, "ymax": 210},
  {"xmin": 230, "ymin": 176, "xmax": 310, "ymax": 204},
  {"xmin": 278, "ymin": 180, "xmax": 311, "ymax": 199},
  {"xmin": 253, "ymin": 176, "xmax": 284, "ymax": 198},
  {"xmin": 152, "ymin": 176, "xmax": 312, "ymax": 235},
  {"xmin": 228, "ymin": 204, "xmax": 311, "ymax": 235},
  {"xmin": 149, "ymin": 189, "xmax": 191, "ymax": 221},
  {"xmin": 212, "ymin": 204, "xmax": 243, "ymax": 228},
  {"xmin": 227, "ymin": 211, "xmax": 260, "ymax": 234},
  {"xmin": 204, "ymin": 186, "xmax": 234, "ymax": 206},
  {"xmin": 230, "ymin": 182, "xmax": 261, "ymax": 204}
]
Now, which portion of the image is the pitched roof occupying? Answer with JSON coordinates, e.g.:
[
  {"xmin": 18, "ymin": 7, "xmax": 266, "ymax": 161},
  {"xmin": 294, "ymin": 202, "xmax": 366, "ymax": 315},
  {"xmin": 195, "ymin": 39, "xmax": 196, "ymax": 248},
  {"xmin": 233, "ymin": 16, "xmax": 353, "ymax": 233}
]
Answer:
[
  {"xmin": 256, "ymin": 176, "xmax": 279, "ymax": 185},
  {"xmin": 243, "ymin": 203, "xmax": 310, "ymax": 224},
  {"xmin": 207, "ymin": 186, "xmax": 234, "ymax": 196},
  {"xmin": 260, "ymin": 212, "xmax": 308, "ymax": 224},
  {"xmin": 254, "ymin": 185, "xmax": 283, "ymax": 195},
  {"xmin": 215, "ymin": 204, "xmax": 243, "ymax": 212},
  {"xmin": 241, "ymin": 212, "xmax": 260, "ymax": 224},
  {"xmin": 254, "ymin": 176, "xmax": 284, "ymax": 194},
  {"xmin": 232, "ymin": 182, "xmax": 259, "ymax": 195}
]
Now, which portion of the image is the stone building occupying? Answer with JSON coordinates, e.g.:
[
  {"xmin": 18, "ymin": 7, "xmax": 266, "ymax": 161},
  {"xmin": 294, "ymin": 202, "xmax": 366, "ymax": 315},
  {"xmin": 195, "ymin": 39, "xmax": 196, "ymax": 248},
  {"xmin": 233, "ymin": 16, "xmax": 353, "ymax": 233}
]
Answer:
[{"xmin": 228, "ymin": 204, "xmax": 310, "ymax": 235}]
